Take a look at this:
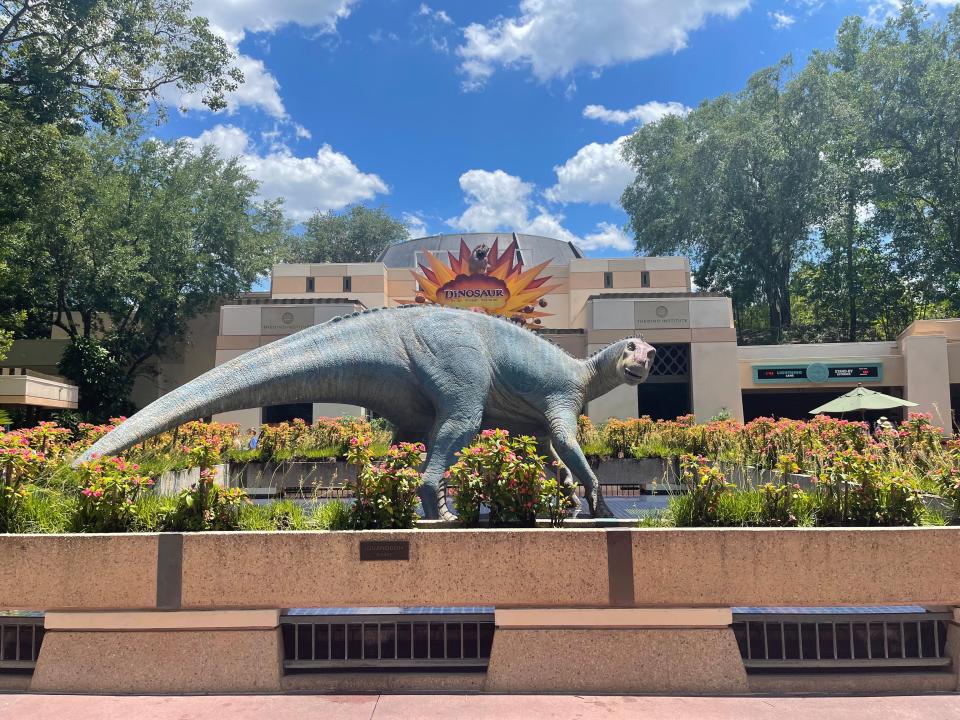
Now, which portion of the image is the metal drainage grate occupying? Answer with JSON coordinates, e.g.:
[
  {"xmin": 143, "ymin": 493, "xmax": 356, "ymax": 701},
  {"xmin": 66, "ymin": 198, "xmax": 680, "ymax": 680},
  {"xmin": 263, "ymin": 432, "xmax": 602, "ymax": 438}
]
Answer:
[
  {"xmin": 0, "ymin": 614, "xmax": 44, "ymax": 672},
  {"xmin": 281, "ymin": 608, "xmax": 495, "ymax": 671},
  {"xmin": 732, "ymin": 607, "xmax": 951, "ymax": 672}
]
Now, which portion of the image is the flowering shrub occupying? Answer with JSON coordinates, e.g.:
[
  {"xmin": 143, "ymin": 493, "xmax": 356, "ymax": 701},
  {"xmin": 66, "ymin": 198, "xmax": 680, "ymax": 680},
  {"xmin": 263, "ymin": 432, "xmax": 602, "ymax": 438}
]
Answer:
[
  {"xmin": 72, "ymin": 457, "xmax": 154, "ymax": 532},
  {"xmin": 346, "ymin": 436, "xmax": 422, "ymax": 529},
  {"xmin": 931, "ymin": 446, "xmax": 960, "ymax": 517},
  {"xmin": 673, "ymin": 454, "xmax": 734, "ymax": 526},
  {"xmin": 447, "ymin": 430, "xmax": 568, "ymax": 527},
  {"xmin": 0, "ymin": 440, "xmax": 45, "ymax": 532},
  {"xmin": 813, "ymin": 448, "xmax": 923, "ymax": 526},
  {"xmin": 257, "ymin": 417, "xmax": 392, "ymax": 462},
  {"xmin": 164, "ymin": 468, "xmax": 250, "ymax": 531},
  {"xmin": 758, "ymin": 482, "xmax": 805, "ymax": 527}
]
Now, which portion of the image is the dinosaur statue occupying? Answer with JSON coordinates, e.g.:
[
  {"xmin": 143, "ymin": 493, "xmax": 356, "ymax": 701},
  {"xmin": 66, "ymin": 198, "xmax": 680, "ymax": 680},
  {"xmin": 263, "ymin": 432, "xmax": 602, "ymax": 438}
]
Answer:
[{"xmin": 75, "ymin": 305, "xmax": 656, "ymax": 519}]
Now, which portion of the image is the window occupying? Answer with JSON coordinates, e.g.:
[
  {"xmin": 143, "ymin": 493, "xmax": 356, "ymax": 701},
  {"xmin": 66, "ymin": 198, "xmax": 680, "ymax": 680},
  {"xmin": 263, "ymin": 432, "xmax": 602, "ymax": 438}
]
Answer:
[
  {"xmin": 343, "ymin": 276, "xmax": 352, "ymax": 292},
  {"xmin": 306, "ymin": 277, "xmax": 315, "ymax": 292},
  {"xmin": 641, "ymin": 271, "xmax": 650, "ymax": 288},
  {"xmin": 603, "ymin": 271, "xmax": 613, "ymax": 289}
]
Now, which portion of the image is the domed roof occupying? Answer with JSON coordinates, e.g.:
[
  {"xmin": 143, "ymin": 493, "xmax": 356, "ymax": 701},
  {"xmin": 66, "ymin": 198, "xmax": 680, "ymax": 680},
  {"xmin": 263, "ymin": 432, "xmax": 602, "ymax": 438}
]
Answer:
[{"xmin": 376, "ymin": 232, "xmax": 584, "ymax": 269}]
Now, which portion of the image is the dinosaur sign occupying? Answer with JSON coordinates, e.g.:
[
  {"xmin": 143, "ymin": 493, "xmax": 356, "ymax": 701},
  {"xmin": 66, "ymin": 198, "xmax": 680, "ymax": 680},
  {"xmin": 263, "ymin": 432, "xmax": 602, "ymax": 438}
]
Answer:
[{"xmin": 408, "ymin": 236, "xmax": 557, "ymax": 324}]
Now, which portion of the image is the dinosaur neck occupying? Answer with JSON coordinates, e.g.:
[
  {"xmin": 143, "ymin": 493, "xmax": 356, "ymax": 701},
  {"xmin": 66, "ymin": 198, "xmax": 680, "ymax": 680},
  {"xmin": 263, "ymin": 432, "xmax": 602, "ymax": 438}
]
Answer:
[{"xmin": 584, "ymin": 349, "xmax": 623, "ymax": 401}]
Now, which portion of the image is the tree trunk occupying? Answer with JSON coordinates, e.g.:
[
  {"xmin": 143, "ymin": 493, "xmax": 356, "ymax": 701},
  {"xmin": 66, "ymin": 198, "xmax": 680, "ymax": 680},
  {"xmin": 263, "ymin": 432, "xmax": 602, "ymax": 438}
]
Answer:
[
  {"xmin": 767, "ymin": 287, "xmax": 782, "ymax": 343},
  {"xmin": 845, "ymin": 188, "xmax": 858, "ymax": 342}
]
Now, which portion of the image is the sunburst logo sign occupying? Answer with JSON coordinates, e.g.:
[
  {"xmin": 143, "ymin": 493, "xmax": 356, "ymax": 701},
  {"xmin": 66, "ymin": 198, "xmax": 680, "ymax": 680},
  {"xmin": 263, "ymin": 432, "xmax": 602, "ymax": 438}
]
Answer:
[{"xmin": 407, "ymin": 235, "xmax": 557, "ymax": 325}]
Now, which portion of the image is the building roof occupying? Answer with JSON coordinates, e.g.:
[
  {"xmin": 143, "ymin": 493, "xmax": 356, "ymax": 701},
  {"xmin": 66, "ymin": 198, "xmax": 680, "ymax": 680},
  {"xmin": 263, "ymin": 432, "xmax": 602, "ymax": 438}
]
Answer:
[
  {"xmin": 376, "ymin": 232, "xmax": 584, "ymax": 269},
  {"xmin": 586, "ymin": 292, "xmax": 726, "ymax": 300}
]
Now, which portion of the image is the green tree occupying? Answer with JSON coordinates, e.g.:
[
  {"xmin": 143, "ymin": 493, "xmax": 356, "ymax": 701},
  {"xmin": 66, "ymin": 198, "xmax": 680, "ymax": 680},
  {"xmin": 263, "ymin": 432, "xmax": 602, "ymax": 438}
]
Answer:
[
  {"xmin": 5, "ymin": 126, "xmax": 288, "ymax": 418},
  {"xmin": 621, "ymin": 58, "xmax": 828, "ymax": 341},
  {"xmin": 852, "ymin": 3, "xmax": 960, "ymax": 313},
  {"xmin": 289, "ymin": 205, "xmax": 412, "ymax": 264},
  {"xmin": 0, "ymin": 0, "xmax": 239, "ymax": 128}
]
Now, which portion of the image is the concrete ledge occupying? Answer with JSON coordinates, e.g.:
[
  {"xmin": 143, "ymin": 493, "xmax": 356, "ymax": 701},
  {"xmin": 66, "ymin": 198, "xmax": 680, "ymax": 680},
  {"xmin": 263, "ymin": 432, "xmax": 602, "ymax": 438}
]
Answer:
[
  {"xmin": 281, "ymin": 672, "xmax": 486, "ymax": 693},
  {"xmin": 0, "ymin": 534, "xmax": 157, "ymax": 611},
  {"xmin": 748, "ymin": 671, "xmax": 957, "ymax": 695},
  {"xmin": 44, "ymin": 609, "xmax": 280, "ymax": 631},
  {"xmin": 495, "ymin": 607, "xmax": 733, "ymax": 628},
  {"xmin": 484, "ymin": 627, "xmax": 749, "ymax": 693},
  {"xmin": 3, "ymin": 528, "xmax": 960, "ymax": 612},
  {"xmin": 30, "ymin": 629, "xmax": 282, "ymax": 694}
]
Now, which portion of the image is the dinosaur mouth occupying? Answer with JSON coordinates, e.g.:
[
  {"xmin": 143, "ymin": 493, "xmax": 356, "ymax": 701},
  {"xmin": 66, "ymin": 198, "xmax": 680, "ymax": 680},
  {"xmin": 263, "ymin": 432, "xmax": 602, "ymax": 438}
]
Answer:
[{"xmin": 624, "ymin": 367, "xmax": 647, "ymax": 381}]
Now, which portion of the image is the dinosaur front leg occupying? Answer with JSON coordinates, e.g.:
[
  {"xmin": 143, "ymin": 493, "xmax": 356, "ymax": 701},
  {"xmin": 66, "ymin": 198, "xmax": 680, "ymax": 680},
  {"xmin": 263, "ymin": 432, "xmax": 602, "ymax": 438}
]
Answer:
[
  {"xmin": 419, "ymin": 417, "xmax": 482, "ymax": 521},
  {"xmin": 547, "ymin": 416, "xmax": 614, "ymax": 519}
]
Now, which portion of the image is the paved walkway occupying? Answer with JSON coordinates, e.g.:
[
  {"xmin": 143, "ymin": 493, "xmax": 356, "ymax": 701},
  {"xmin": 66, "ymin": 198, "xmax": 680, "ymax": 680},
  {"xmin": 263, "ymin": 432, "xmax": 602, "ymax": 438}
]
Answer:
[{"xmin": 2, "ymin": 694, "xmax": 960, "ymax": 720}]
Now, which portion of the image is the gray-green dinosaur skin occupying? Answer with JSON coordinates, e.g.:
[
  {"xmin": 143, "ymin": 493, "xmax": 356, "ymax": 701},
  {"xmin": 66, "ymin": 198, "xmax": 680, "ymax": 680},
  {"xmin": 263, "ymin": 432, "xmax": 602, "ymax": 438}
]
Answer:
[{"xmin": 75, "ymin": 305, "xmax": 655, "ymax": 519}]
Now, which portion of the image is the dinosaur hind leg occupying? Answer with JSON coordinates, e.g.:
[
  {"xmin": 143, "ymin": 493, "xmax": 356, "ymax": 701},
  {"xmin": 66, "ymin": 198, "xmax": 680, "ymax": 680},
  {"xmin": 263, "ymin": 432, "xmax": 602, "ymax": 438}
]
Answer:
[
  {"xmin": 537, "ymin": 436, "xmax": 583, "ymax": 517},
  {"xmin": 419, "ymin": 416, "xmax": 482, "ymax": 521},
  {"xmin": 547, "ymin": 414, "xmax": 613, "ymax": 518}
]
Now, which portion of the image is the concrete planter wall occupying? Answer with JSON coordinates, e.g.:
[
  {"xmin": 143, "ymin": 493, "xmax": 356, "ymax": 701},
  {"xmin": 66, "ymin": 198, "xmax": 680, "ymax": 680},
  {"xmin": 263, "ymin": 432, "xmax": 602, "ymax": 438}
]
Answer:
[
  {"xmin": 155, "ymin": 463, "xmax": 228, "ymax": 495},
  {"xmin": 1, "ymin": 528, "xmax": 959, "ymax": 695},
  {"xmin": 230, "ymin": 460, "xmax": 357, "ymax": 497}
]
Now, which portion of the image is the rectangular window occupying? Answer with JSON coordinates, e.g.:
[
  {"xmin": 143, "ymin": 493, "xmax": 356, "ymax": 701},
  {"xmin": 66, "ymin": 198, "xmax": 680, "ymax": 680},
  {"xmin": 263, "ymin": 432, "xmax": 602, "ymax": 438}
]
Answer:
[
  {"xmin": 343, "ymin": 276, "xmax": 352, "ymax": 292},
  {"xmin": 306, "ymin": 277, "xmax": 315, "ymax": 292},
  {"xmin": 603, "ymin": 271, "xmax": 613, "ymax": 289},
  {"xmin": 641, "ymin": 271, "xmax": 650, "ymax": 288}
]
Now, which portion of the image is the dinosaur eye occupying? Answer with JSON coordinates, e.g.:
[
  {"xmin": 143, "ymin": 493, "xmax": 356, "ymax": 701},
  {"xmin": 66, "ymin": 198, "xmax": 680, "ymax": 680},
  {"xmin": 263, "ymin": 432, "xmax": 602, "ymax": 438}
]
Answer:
[{"xmin": 627, "ymin": 342, "xmax": 636, "ymax": 351}]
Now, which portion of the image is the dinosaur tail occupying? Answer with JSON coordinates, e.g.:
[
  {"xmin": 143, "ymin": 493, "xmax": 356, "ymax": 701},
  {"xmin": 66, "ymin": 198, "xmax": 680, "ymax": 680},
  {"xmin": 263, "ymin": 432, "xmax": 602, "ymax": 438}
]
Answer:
[{"xmin": 72, "ymin": 331, "xmax": 322, "ymax": 465}]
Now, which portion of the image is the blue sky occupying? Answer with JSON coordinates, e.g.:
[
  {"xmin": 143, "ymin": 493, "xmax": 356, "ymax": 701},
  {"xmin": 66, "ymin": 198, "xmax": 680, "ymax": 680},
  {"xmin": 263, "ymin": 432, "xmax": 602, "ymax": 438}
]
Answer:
[{"xmin": 160, "ymin": 0, "xmax": 957, "ymax": 258}]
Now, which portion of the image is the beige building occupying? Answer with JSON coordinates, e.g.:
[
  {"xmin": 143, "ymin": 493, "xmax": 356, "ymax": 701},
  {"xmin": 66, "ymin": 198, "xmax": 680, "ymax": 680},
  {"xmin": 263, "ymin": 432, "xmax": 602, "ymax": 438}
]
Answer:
[{"xmin": 3, "ymin": 233, "xmax": 957, "ymax": 432}]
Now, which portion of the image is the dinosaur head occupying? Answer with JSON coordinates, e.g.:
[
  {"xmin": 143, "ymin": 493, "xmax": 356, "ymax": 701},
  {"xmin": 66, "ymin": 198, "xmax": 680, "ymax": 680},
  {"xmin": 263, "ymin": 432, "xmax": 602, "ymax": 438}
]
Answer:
[{"xmin": 613, "ymin": 337, "xmax": 657, "ymax": 386}]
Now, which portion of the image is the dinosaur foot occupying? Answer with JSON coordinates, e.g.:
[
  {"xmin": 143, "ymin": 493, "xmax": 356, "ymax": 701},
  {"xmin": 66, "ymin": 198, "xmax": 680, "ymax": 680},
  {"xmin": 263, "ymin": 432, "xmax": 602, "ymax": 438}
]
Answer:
[
  {"xmin": 438, "ymin": 503, "xmax": 457, "ymax": 522},
  {"xmin": 589, "ymin": 498, "xmax": 615, "ymax": 519}
]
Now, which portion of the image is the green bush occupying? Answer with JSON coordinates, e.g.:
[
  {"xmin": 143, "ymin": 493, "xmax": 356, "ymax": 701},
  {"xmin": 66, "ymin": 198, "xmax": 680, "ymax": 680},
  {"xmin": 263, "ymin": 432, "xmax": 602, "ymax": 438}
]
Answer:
[
  {"xmin": 447, "ymin": 429, "xmax": 573, "ymax": 527},
  {"xmin": 346, "ymin": 436, "xmax": 421, "ymax": 529},
  {"xmin": 71, "ymin": 457, "xmax": 155, "ymax": 532},
  {"xmin": 813, "ymin": 448, "xmax": 923, "ymax": 526},
  {"xmin": 310, "ymin": 500, "xmax": 352, "ymax": 530},
  {"xmin": 672, "ymin": 454, "xmax": 734, "ymax": 527},
  {"xmin": 0, "ymin": 445, "xmax": 44, "ymax": 532},
  {"xmin": 163, "ymin": 469, "xmax": 250, "ymax": 531}
]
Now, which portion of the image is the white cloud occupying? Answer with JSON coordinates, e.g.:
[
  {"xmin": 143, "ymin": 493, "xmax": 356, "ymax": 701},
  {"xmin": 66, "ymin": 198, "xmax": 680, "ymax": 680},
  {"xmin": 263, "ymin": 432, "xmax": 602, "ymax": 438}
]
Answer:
[
  {"xmin": 189, "ymin": 125, "xmax": 251, "ymax": 157},
  {"xmin": 403, "ymin": 212, "xmax": 429, "ymax": 238},
  {"xmin": 583, "ymin": 100, "xmax": 690, "ymax": 125},
  {"xmin": 580, "ymin": 222, "xmax": 633, "ymax": 251},
  {"xmin": 544, "ymin": 136, "xmax": 634, "ymax": 205},
  {"xmin": 457, "ymin": 0, "xmax": 750, "ymax": 89},
  {"xmin": 185, "ymin": 125, "xmax": 388, "ymax": 221},
  {"xmin": 448, "ymin": 169, "xmax": 534, "ymax": 232},
  {"xmin": 173, "ymin": 0, "xmax": 358, "ymax": 118},
  {"xmin": 769, "ymin": 11, "xmax": 796, "ymax": 29},
  {"xmin": 446, "ymin": 168, "xmax": 633, "ymax": 253},
  {"xmin": 191, "ymin": 0, "xmax": 356, "ymax": 39},
  {"xmin": 418, "ymin": 3, "xmax": 454, "ymax": 24}
]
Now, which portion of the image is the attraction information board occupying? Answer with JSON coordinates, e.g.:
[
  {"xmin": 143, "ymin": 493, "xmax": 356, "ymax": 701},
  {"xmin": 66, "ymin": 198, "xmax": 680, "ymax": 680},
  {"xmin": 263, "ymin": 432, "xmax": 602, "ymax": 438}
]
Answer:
[{"xmin": 753, "ymin": 362, "xmax": 883, "ymax": 384}]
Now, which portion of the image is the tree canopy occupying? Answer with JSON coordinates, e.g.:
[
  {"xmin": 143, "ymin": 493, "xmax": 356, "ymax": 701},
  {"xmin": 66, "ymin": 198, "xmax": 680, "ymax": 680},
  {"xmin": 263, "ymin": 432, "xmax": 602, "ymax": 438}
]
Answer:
[
  {"xmin": 621, "ymin": 1, "xmax": 960, "ymax": 343},
  {"xmin": 0, "ymin": 0, "xmax": 239, "ymax": 128},
  {"xmin": 0, "ymin": 120, "xmax": 289, "ymax": 418},
  {"xmin": 288, "ymin": 205, "xmax": 412, "ymax": 264}
]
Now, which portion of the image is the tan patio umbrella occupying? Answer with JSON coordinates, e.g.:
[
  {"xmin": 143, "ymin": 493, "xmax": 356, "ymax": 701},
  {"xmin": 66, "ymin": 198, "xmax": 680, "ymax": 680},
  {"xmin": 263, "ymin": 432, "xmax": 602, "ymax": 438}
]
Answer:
[{"xmin": 809, "ymin": 384, "xmax": 918, "ymax": 417}]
